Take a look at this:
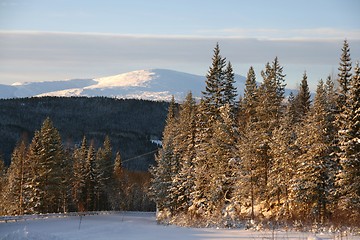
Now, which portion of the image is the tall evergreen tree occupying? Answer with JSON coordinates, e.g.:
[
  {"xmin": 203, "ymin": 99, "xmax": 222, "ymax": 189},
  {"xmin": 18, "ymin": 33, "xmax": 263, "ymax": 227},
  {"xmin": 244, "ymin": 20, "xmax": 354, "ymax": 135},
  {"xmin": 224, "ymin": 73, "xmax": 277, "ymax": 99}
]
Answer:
[
  {"xmin": 3, "ymin": 140, "xmax": 28, "ymax": 215},
  {"xmin": 170, "ymin": 92, "xmax": 197, "ymax": 214},
  {"xmin": 207, "ymin": 104, "xmax": 239, "ymax": 217},
  {"xmin": 150, "ymin": 96, "xmax": 179, "ymax": 214},
  {"xmin": 290, "ymin": 80, "xmax": 335, "ymax": 224},
  {"xmin": 202, "ymin": 43, "xmax": 227, "ymax": 110},
  {"xmin": 36, "ymin": 117, "xmax": 64, "ymax": 213},
  {"xmin": 85, "ymin": 141, "xmax": 97, "ymax": 211},
  {"xmin": 95, "ymin": 135, "xmax": 113, "ymax": 210},
  {"xmin": 268, "ymin": 96, "xmax": 300, "ymax": 221},
  {"xmin": 223, "ymin": 62, "xmax": 238, "ymax": 111},
  {"xmin": 337, "ymin": 40, "xmax": 352, "ymax": 106},
  {"xmin": 336, "ymin": 62, "xmax": 360, "ymax": 224},
  {"xmin": 26, "ymin": 131, "xmax": 44, "ymax": 213},
  {"xmin": 294, "ymin": 71, "xmax": 311, "ymax": 122},
  {"xmin": 72, "ymin": 136, "xmax": 88, "ymax": 212},
  {"xmin": 240, "ymin": 66, "xmax": 258, "ymax": 127}
]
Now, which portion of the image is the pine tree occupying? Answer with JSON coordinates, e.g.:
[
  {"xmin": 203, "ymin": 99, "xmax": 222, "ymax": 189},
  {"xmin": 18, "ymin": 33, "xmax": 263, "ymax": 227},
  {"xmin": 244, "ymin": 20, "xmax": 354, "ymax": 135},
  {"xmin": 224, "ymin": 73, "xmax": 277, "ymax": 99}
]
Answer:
[
  {"xmin": 250, "ymin": 59, "xmax": 286, "ymax": 193},
  {"xmin": 268, "ymin": 97, "xmax": 299, "ymax": 220},
  {"xmin": 25, "ymin": 131, "xmax": 43, "ymax": 214},
  {"xmin": 223, "ymin": 62, "xmax": 238, "ymax": 110},
  {"xmin": 290, "ymin": 80, "xmax": 335, "ymax": 224},
  {"xmin": 150, "ymin": 96, "xmax": 179, "ymax": 215},
  {"xmin": 240, "ymin": 66, "xmax": 258, "ymax": 126},
  {"xmin": 3, "ymin": 139, "xmax": 28, "ymax": 215},
  {"xmin": 111, "ymin": 151, "xmax": 124, "ymax": 210},
  {"xmin": 84, "ymin": 141, "xmax": 97, "ymax": 211},
  {"xmin": 169, "ymin": 92, "xmax": 197, "ymax": 214},
  {"xmin": 95, "ymin": 135, "xmax": 113, "ymax": 210},
  {"xmin": 36, "ymin": 117, "xmax": 64, "ymax": 213},
  {"xmin": 72, "ymin": 136, "xmax": 88, "ymax": 212},
  {"xmin": 336, "ymin": 62, "xmax": 360, "ymax": 224},
  {"xmin": 202, "ymin": 43, "xmax": 227, "ymax": 110},
  {"xmin": 294, "ymin": 71, "xmax": 311, "ymax": 122},
  {"xmin": 208, "ymin": 104, "xmax": 239, "ymax": 218},
  {"xmin": 190, "ymin": 99, "xmax": 215, "ymax": 218},
  {"xmin": 337, "ymin": 40, "xmax": 352, "ymax": 106}
]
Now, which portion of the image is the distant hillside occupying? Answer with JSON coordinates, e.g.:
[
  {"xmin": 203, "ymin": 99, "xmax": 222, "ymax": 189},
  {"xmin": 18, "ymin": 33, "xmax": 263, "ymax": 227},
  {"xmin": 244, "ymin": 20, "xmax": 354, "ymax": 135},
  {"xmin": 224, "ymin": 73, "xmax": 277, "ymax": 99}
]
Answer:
[
  {"xmin": 0, "ymin": 69, "xmax": 247, "ymax": 101},
  {"xmin": 0, "ymin": 97, "xmax": 169, "ymax": 171}
]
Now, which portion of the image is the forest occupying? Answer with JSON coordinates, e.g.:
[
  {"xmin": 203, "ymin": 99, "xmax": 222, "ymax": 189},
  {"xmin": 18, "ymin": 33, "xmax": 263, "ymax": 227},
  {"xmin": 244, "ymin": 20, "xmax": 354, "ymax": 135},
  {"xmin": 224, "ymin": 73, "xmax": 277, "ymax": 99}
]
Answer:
[
  {"xmin": 0, "ymin": 98, "xmax": 169, "ymax": 215},
  {"xmin": 150, "ymin": 41, "xmax": 359, "ymax": 229},
  {"xmin": 0, "ymin": 97, "xmax": 168, "ymax": 170}
]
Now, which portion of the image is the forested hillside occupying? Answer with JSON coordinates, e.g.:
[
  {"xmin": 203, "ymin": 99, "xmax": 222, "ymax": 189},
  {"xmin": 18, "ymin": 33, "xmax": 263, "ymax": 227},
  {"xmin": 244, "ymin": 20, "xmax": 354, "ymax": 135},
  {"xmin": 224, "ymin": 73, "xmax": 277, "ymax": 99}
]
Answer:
[{"xmin": 0, "ymin": 97, "xmax": 168, "ymax": 170}]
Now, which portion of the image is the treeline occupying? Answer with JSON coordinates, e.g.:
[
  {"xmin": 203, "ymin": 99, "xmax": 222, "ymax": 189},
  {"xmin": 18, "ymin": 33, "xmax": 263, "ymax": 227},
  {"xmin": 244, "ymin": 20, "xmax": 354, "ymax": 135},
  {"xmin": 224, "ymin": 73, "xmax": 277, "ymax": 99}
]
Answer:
[
  {"xmin": 0, "ymin": 118, "xmax": 155, "ymax": 215},
  {"xmin": 0, "ymin": 97, "xmax": 168, "ymax": 170},
  {"xmin": 150, "ymin": 41, "xmax": 359, "ymax": 228}
]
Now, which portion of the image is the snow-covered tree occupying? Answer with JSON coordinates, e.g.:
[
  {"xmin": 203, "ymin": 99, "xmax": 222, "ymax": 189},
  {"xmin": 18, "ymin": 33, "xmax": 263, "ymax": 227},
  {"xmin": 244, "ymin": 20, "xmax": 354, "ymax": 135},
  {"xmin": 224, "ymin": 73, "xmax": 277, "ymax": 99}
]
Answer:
[
  {"xmin": 336, "ymin": 62, "xmax": 360, "ymax": 224},
  {"xmin": 94, "ymin": 136, "xmax": 113, "ymax": 210},
  {"xmin": 3, "ymin": 140, "xmax": 28, "ymax": 215},
  {"xmin": 72, "ymin": 136, "xmax": 88, "ymax": 212},
  {"xmin": 169, "ymin": 92, "xmax": 197, "ymax": 214},
  {"xmin": 150, "ymin": 97, "xmax": 179, "ymax": 214},
  {"xmin": 268, "ymin": 96, "xmax": 300, "ymax": 221},
  {"xmin": 290, "ymin": 80, "xmax": 335, "ymax": 224},
  {"xmin": 36, "ymin": 118, "xmax": 65, "ymax": 213}
]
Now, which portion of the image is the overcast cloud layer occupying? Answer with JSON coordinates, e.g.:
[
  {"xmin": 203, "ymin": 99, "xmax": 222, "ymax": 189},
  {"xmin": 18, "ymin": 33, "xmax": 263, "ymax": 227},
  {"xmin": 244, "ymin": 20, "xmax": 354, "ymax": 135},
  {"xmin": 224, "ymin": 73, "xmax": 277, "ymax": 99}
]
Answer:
[{"xmin": 1, "ymin": 31, "xmax": 360, "ymax": 90}]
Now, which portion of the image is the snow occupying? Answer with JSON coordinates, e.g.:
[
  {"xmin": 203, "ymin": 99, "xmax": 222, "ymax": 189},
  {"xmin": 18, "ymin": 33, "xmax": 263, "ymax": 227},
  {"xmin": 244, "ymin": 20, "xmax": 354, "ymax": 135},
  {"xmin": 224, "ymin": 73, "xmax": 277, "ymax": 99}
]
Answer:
[
  {"xmin": 0, "ymin": 69, "xmax": 247, "ymax": 101},
  {"xmin": 91, "ymin": 69, "xmax": 155, "ymax": 88},
  {"xmin": 1, "ymin": 212, "xmax": 357, "ymax": 240}
]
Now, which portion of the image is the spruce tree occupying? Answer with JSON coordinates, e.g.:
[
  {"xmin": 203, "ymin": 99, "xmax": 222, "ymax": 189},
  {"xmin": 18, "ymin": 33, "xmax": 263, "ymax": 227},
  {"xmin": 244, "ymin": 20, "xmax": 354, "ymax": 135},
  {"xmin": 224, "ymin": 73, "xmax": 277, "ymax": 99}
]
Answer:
[
  {"xmin": 294, "ymin": 71, "xmax": 311, "ymax": 122},
  {"xmin": 208, "ymin": 104, "xmax": 239, "ymax": 217},
  {"xmin": 3, "ymin": 140, "xmax": 28, "ymax": 215},
  {"xmin": 111, "ymin": 151, "xmax": 124, "ymax": 210},
  {"xmin": 85, "ymin": 141, "xmax": 97, "ymax": 211},
  {"xmin": 241, "ymin": 66, "xmax": 258, "ymax": 125},
  {"xmin": 37, "ymin": 117, "xmax": 64, "ymax": 213},
  {"xmin": 268, "ymin": 97, "xmax": 299, "ymax": 220},
  {"xmin": 223, "ymin": 62, "xmax": 238, "ymax": 111},
  {"xmin": 290, "ymin": 80, "xmax": 335, "ymax": 224},
  {"xmin": 72, "ymin": 136, "xmax": 88, "ymax": 212},
  {"xmin": 150, "ymin": 96, "xmax": 179, "ymax": 215},
  {"xmin": 202, "ymin": 43, "xmax": 227, "ymax": 110},
  {"xmin": 95, "ymin": 136, "xmax": 113, "ymax": 210},
  {"xmin": 170, "ymin": 92, "xmax": 197, "ymax": 214},
  {"xmin": 337, "ymin": 39, "xmax": 352, "ymax": 106},
  {"xmin": 336, "ymin": 62, "xmax": 360, "ymax": 224},
  {"xmin": 26, "ymin": 131, "xmax": 44, "ymax": 214}
]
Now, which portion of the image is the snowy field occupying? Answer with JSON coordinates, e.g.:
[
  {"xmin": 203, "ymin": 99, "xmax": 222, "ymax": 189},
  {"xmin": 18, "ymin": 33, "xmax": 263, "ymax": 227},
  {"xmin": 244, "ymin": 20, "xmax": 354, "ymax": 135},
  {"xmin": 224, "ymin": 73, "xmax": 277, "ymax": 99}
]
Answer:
[{"xmin": 0, "ymin": 212, "xmax": 359, "ymax": 240}]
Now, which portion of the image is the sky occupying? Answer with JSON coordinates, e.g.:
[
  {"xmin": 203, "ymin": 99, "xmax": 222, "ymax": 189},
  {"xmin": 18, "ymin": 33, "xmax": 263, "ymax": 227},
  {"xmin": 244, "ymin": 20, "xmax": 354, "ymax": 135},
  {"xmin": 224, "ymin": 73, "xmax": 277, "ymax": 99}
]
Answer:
[{"xmin": 0, "ymin": 0, "xmax": 360, "ymax": 90}]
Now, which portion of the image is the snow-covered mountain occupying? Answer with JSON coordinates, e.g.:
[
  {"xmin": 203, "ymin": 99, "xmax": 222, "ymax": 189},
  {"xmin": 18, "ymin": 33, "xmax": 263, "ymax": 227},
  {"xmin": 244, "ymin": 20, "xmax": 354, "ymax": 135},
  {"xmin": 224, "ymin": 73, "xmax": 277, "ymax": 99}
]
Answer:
[{"xmin": 0, "ymin": 69, "xmax": 247, "ymax": 101}]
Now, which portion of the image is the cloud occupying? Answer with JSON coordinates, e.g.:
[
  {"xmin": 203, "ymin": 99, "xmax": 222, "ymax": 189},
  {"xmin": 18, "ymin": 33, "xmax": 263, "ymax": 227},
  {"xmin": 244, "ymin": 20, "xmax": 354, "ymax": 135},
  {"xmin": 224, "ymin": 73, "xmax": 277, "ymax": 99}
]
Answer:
[
  {"xmin": 0, "ymin": 31, "xmax": 359, "ymax": 90},
  {"xmin": 197, "ymin": 28, "xmax": 360, "ymax": 40}
]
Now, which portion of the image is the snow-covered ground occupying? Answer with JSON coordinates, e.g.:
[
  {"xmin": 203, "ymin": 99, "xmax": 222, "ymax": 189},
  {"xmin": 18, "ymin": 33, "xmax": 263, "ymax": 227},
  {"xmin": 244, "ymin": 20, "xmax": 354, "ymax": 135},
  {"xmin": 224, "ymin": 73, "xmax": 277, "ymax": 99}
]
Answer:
[{"xmin": 0, "ymin": 212, "xmax": 358, "ymax": 240}]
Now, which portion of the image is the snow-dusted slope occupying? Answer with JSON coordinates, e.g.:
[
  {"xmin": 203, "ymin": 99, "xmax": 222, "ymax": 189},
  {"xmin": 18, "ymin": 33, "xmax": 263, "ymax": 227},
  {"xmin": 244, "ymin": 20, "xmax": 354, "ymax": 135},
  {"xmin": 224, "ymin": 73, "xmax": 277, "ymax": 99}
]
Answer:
[{"xmin": 0, "ymin": 69, "xmax": 247, "ymax": 101}]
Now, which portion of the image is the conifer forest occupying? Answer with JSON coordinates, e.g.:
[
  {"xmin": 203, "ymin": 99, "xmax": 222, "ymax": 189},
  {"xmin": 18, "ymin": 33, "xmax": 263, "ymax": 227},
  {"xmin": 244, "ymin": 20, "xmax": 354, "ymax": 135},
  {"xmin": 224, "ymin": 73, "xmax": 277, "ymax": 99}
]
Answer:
[
  {"xmin": 150, "ymin": 40, "xmax": 360, "ymax": 228},
  {"xmin": 0, "ymin": 40, "xmax": 359, "ymax": 230}
]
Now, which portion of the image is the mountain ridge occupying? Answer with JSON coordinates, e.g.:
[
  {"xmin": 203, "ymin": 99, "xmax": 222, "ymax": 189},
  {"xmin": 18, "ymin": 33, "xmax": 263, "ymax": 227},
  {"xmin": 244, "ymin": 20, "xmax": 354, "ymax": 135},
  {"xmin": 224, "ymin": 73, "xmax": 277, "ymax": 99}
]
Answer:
[{"xmin": 0, "ymin": 69, "xmax": 247, "ymax": 101}]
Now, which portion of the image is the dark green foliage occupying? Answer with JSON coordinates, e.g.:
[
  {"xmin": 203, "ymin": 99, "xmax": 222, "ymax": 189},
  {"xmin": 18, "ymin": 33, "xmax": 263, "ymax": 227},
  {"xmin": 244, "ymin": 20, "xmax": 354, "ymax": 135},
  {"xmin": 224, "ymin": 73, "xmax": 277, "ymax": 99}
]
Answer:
[{"xmin": 0, "ymin": 97, "xmax": 168, "ymax": 171}]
